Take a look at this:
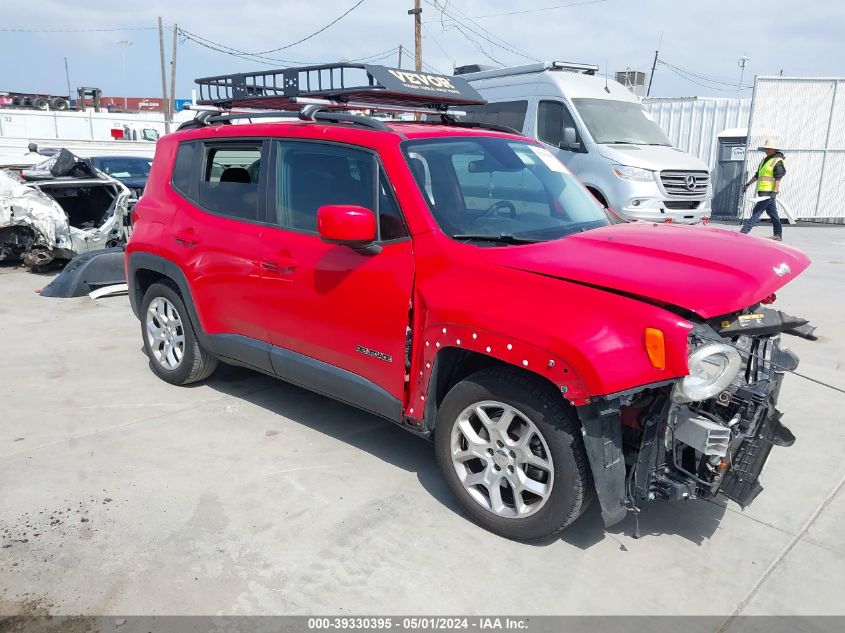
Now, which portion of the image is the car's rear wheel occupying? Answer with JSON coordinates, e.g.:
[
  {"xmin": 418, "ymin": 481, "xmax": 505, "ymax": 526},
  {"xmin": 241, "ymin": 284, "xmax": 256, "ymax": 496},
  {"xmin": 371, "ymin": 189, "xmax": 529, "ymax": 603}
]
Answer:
[
  {"xmin": 141, "ymin": 282, "xmax": 217, "ymax": 385},
  {"xmin": 434, "ymin": 367, "xmax": 591, "ymax": 540}
]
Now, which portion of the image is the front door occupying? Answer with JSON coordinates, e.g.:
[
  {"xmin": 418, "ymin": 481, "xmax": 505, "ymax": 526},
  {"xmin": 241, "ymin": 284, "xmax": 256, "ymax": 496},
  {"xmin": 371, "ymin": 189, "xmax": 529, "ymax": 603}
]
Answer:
[
  {"xmin": 260, "ymin": 140, "xmax": 414, "ymax": 410},
  {"xmin": 168, "ymin": 139, "xmax": 270, "ymax": 353}
]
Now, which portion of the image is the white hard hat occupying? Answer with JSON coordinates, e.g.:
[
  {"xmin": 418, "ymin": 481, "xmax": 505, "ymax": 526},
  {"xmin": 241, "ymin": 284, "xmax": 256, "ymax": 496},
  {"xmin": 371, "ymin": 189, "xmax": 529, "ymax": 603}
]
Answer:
[{"xmin": 759, "ymin": 138, "xmax": 779, "ymax": 151}]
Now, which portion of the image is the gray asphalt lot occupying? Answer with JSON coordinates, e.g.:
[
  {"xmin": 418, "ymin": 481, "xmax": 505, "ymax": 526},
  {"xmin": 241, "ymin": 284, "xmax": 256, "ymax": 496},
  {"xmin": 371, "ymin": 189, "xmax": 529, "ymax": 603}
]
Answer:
[{"xmin": 1, "ymin": 224, "xmax": 844, "ymax": 618}]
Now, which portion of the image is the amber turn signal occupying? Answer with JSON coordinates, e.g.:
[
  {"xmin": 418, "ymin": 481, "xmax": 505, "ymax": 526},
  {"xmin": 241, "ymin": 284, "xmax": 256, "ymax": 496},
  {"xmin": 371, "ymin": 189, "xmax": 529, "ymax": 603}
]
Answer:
[{"xmin": 645, "ymin": 327, "xmax": 666, "ymax": 370}]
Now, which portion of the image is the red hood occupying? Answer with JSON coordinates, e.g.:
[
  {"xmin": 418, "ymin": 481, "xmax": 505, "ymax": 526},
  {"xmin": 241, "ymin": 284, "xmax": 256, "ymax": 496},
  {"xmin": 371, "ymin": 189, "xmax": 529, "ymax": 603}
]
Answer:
[{"xmin": 485, "ymin": 223, "xmax": 810, "ymax": 318}]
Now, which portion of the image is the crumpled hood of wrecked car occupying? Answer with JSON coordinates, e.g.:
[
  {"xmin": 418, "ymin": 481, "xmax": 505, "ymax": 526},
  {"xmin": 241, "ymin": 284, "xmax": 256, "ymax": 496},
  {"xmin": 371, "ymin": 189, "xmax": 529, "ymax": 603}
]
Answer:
[{"xmin": 483, "ymin": 223, "xmax": 811, "ymax": 318}]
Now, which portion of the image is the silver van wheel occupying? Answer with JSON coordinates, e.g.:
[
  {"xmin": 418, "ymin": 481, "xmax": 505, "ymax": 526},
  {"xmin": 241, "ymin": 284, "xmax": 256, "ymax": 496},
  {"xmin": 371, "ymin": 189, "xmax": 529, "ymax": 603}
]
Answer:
[
  {"xmin": 145, "ymin": 297, "xmax": 185, "ymax": 370},
  {"xmin": 450, "ymin": 400, "xmax": 554, "ymax": 518}
]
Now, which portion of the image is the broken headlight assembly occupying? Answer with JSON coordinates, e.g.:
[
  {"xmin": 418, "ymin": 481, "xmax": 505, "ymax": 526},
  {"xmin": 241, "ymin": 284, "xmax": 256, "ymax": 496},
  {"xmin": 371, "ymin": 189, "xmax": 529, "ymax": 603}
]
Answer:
[{"xmin": 672, "ymin": 343, "xmax": 742, "ymax": 403}]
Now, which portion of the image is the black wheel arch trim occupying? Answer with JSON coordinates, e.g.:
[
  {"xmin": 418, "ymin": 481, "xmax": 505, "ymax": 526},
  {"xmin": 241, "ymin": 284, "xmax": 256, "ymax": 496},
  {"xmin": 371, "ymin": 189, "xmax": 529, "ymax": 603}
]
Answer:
[{"xmin": 127, "ymin": 251, "xmax": 213, "ymax": 351}]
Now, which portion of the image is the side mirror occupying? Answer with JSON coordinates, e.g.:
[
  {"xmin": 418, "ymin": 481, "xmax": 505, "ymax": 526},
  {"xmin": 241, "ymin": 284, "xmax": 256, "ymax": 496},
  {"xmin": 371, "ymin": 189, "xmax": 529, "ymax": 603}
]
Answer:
[
  {"xmin": 317, "ymin": 205, "xmax": 378, "ymax": 250},
  {"xmin": 561, "ymin": 126, "xmax": 580, "ymax": 151}
]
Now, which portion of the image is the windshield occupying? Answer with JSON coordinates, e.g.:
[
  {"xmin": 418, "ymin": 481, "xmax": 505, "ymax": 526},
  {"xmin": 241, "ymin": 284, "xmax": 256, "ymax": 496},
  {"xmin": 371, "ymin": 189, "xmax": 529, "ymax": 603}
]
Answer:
[
  {"xmin": 402, "ymin": 137, "xmax": 610, "ymax": 243},
  {"xmin": 572, "ymin": 98, "xmax": 672, "ymax": 146},
  {"xmin": 94, "ymin": 157, "xmax": 152, "ymax": 179}
]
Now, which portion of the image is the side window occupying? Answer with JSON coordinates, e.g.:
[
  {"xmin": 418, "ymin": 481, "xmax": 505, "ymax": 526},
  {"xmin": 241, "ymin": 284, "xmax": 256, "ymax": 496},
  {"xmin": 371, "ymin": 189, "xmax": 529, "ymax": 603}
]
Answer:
[
  {"xmin": 274, "ymin": 143, "xmax": 408, "ymax": 240},
  {"xmin": 378, "ymin": 169, "xmax": 408, "ymax": 241},
  {"xmin": 462, "ymin": 100, "xmax": 528, "ymax": 132},
  {"xmin": 537, "ymin": 100, "xmax": 581, "ymax": 150},
  {"xmin": 275, "ymin": 143, "xmax": 371, "ymax": 232},
  {"xmin": 197, "ymin": 143, "xmax": 262, "ymax": 221},
  {"xmin": 171, "ymin": 141, "xmax": 197, "ymax": 195}
]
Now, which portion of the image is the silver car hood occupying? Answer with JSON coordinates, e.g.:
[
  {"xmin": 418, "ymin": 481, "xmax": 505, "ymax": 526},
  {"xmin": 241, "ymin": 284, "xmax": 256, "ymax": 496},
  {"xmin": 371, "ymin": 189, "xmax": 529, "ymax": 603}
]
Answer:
[{"xmin": 596, "ymin": 143, "xmax": 709, "ymax": 172}]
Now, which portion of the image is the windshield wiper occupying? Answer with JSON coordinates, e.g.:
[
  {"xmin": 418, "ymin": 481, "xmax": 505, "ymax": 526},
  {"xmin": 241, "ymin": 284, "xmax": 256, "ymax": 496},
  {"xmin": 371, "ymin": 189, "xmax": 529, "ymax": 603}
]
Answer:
[{"xmin": 453, "ymin": 233, "xmax": 541, "ymax": 245}]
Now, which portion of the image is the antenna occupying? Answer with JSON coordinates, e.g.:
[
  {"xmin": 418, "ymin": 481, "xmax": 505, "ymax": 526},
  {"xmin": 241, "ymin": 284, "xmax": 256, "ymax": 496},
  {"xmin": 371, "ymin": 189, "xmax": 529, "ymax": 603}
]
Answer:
[{"xmin": 604, "ymin": 58, "xmax": 610, "ymax": 93}]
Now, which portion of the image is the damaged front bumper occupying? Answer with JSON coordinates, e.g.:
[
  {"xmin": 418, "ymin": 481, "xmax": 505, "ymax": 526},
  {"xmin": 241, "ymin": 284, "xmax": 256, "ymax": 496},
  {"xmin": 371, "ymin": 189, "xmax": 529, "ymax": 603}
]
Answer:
[{"xmin": 580, "ymin": 310, "xmax": 806, "ymax": 528}]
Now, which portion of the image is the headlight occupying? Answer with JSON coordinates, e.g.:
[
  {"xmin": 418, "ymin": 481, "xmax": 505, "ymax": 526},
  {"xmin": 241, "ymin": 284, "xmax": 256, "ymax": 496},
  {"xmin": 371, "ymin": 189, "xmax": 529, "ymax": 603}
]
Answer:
[
  {"xmin": 672, "ymin": 343, "xmax": 742, "ymax": 403},
  {"xmin": 612, "ymin": 163, "xmax": 654, "ymax": 182}
]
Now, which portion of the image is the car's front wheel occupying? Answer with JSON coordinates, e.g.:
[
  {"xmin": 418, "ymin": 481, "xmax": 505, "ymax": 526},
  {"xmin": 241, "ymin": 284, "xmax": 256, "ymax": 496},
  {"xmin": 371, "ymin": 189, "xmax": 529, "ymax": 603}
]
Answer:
[
  {"xmin": 141, "ymin": 281, "xmax": 217, "ymax": 385},
  {"xmin": 434, "ymin": 368, "xmax": 591, "ymax": 540}
]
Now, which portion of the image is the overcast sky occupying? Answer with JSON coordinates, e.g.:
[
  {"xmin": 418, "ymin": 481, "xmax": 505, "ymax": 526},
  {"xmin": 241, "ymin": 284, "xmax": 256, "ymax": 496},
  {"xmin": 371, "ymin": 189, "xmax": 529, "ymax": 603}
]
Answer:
[{"xmin": 1, "ymin": 0, "xmax": 841, "ymax": 100}]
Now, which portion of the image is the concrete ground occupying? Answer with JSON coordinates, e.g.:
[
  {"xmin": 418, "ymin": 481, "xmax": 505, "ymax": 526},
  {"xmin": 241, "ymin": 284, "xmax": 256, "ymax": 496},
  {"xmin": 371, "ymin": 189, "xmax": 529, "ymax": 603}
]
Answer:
[{"xmin": 1, "ymin": 225, "xmax": 844, "ymax": 619}]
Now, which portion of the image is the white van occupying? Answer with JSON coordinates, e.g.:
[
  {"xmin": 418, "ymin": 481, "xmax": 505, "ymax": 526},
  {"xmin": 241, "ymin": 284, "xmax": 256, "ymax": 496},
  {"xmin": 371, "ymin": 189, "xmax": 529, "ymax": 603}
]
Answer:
[{"xmin": 457, "ymin": 61, "xmax": 711, "ymax": 223}]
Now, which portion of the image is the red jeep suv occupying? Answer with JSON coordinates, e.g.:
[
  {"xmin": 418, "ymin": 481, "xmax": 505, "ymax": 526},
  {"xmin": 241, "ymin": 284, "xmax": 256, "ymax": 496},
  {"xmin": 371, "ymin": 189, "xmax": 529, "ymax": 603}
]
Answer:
[{"xmin": 126, "ymin": 64, "xmax": 811, "ymax": 540}]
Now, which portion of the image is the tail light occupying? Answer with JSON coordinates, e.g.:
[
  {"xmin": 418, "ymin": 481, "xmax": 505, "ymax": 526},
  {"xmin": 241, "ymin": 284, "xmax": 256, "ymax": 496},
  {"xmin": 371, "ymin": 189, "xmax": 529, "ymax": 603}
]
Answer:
[{"xmin": 761, "ymin": 293, "xmax": 777, "ymax": 305}]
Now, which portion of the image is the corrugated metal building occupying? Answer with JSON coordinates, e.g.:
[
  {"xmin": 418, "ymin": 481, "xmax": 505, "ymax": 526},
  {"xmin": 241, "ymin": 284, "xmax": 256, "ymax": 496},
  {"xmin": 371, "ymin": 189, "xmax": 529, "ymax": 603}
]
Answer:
[{"xmin": 643, "ymin": 97, "xmax": 751, "ymax": 170}]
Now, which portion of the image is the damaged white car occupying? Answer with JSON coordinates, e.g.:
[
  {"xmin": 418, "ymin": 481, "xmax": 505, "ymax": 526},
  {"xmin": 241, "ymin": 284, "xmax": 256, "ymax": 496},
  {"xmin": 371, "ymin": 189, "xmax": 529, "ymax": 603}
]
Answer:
[{"xmin": 0, "ymin": 150, "xmax": 131, "ymax": 269}]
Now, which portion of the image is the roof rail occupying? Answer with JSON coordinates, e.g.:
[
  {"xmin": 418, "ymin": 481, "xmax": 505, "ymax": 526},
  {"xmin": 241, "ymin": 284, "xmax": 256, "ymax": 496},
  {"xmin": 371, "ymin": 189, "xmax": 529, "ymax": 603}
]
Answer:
[
  {"xmin": 195, "ymin": 62, "xmax": 485, "ymax": 112},
  {"xmin": 455, "ymin": 61, "xmax": 600, "ymax": 81},
  {"xmin": 178, "ymin": 104, "xmax": 391, "ymax": 131}
]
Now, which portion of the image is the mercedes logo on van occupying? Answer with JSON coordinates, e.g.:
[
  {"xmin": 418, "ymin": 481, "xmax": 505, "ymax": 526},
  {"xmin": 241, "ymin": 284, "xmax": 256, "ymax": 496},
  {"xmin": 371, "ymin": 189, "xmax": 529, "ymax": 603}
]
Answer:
[{"xmin": 685, "ymin": 174, "xmax": 697, "ymax": 191}]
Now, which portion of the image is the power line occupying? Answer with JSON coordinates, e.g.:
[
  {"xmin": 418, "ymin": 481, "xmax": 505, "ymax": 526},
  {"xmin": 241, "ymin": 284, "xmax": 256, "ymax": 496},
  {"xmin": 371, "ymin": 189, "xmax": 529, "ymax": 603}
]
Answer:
[
  {"xmin": 175, "ymin": 1, "xmax": 369, "ymax": 65},
  {"xmin": 658, "ymin": 60, "xmax": 753, "ymax": 92},
  {"xmin": 435, "ymin": 0, "xmax": 540, "ymax": 62},
  {"xmin": 0, "ymin": 26, "xmax": 156, "ymax": 33},
  {"xmin": 250, "ymin": 0, "xmax": 367, "ymax": 55},
  {"xmin": 660, "ymin": 59, "xmax": 752, "ymax": 88},
  {"xmin": 425, "ymin": 0, "xmax": 539, "ymax": 64},
  {"xmin": 404, "ymin": 44, "xmax": 444, "ymax": 74},
  {"xmin": 427, "ymin": 0, "xmax": 609, "ymax": 21},
  {"xmin": 180, "ymin": 28, "xmax": 399, "ymax": 68}
]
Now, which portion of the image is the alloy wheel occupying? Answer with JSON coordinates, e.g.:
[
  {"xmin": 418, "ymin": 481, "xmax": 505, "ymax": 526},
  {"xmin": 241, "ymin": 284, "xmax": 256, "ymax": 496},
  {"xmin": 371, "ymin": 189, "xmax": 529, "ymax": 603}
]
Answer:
[
  {"xmin": 450, "ymin": 400, "xmax": 554, "ymax": 518},
  {"xmin": 145, "ymin": 296, "xmax": 186, "ymax": 370}
]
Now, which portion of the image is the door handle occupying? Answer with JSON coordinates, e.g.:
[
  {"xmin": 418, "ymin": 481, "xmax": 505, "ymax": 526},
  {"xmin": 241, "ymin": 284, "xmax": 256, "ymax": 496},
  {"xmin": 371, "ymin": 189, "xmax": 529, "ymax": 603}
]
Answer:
[
  {"xmin": 261, "ymin": 256, "xmax": 298, "ymax": 275},
  {"xmin": 173, "ymin": 229, "xmax": 201, "ymax": 247}
]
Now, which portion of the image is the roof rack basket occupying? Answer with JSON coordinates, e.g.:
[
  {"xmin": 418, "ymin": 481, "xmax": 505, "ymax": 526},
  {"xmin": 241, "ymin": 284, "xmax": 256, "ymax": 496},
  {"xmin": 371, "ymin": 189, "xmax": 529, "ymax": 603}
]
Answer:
[{"xmin": 195, "ymin": 63, "xmax": 485, "ymax": 112}]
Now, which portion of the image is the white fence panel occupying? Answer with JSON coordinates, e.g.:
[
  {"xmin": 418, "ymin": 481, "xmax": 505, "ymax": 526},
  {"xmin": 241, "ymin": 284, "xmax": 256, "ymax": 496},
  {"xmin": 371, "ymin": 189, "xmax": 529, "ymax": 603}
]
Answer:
[
  {"xmin": 743, "ymin": 77, "xmax": 845, "ymax": 221},
  {"xmin": 643, "ymin": 98, "xmax": 751, "ymax": 170}
]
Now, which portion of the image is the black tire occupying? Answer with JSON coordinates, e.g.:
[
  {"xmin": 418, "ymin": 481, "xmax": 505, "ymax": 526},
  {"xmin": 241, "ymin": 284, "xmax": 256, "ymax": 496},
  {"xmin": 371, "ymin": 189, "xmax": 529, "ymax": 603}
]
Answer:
[
  {"xmin": 434, "ymin": 367, "xmax": 592, "ymax": 541},
  {"xmin": 140, "ymin": 281, "xmax": 217, "ymax": 385}
]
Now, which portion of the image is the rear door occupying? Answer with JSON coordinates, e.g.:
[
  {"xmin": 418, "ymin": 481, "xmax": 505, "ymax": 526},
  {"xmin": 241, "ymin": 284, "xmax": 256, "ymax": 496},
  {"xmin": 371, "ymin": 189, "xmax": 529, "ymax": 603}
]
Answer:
[
  {"xmin": 259, "ymin": 140, "xmax": 414, "ymax": 411},
  {"xmin": 168, "ymin": 139, "xmax": 271, "ymax": 360}
]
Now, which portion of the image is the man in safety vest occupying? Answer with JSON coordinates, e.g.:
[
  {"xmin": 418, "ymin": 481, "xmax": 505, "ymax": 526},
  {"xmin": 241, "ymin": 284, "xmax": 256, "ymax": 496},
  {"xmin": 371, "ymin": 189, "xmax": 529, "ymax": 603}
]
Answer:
[{"xmin": 740, "ymin": 139, "xmax": 786, "ymax": 240}]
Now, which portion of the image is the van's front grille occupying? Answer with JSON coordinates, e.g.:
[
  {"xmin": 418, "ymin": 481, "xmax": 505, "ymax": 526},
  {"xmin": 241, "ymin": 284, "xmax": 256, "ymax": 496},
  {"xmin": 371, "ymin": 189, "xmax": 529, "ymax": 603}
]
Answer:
[
  {"xmin": 660, "ymin": 170, "xmax": 709, "ymax": 197},
  {"xmin": 664, "ymin": 200, "xmax": 701, "ymax": 210}
]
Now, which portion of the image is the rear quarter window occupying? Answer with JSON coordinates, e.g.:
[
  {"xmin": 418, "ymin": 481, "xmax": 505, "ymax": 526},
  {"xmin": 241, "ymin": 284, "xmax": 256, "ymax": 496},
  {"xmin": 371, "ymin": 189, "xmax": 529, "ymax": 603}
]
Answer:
[{"xmin": 171, "ymin": 141, "xmax": 197, "ymax": 195}]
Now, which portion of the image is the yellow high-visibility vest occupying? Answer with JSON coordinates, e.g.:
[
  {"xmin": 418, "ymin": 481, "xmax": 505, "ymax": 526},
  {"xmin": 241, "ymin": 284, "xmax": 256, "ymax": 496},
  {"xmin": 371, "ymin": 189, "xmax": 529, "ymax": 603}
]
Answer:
[{"xmin": 757, "ymin": 156, "xmax": 784, "ymax": 193}]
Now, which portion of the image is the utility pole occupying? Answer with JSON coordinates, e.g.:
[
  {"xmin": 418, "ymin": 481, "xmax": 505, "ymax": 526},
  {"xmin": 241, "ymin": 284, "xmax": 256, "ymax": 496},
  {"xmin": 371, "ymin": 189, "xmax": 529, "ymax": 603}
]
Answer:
[
  {"xmin": 158, "ymin": 17, "xmax": 170, "ymax": 134},
  {"xmin": 169, "ymin": 24, "xmax": 178, "ymax": 125},
  {"xmin": 409, "ymin": 0, "xmax": 422, "ymax": 72},
  {"xmin": 63, "ymin": 57, "xmax": 72, "ymax": 98},
  {"xmin": 738, "ymin": 55, "xmax": 750, "ymax": 99},
  {"xmin": 646, "ymin": 49, "xmax": 658, "ymax": 96},
  {"xmin": 646, "ymin": 31, "xmax": 662, "ymax": 97},
  {"xmin": 398, "ymin": 44, "xmax": 403, "ymax": 69}
]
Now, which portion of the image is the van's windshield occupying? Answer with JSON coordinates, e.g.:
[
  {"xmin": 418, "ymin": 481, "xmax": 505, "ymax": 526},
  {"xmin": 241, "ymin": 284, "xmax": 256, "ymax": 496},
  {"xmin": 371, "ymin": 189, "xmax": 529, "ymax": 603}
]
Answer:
[
  {"xmin": 402, "ymin": 136, "xmax": 610, "ymax": 244},
  {"xmin": 572, "ymin": 98, "xmax": 672, "ymax": 146}
]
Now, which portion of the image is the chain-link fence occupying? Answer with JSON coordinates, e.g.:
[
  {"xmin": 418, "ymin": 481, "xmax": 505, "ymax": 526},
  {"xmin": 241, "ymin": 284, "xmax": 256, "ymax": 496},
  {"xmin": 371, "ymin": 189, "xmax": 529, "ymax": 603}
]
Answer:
[{"xmin": 742, "ymin": 76, "xmax": 845, "ymax": 222}]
